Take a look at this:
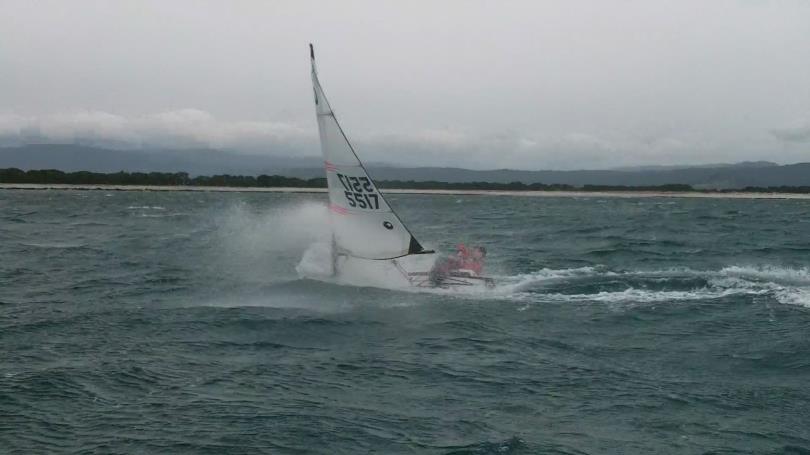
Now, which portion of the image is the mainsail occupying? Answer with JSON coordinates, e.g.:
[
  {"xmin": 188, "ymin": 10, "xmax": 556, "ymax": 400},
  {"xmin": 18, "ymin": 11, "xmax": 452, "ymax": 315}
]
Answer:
[{"xmin": 310, "ymin": 44, "xmax": 431, "ymax": 260}]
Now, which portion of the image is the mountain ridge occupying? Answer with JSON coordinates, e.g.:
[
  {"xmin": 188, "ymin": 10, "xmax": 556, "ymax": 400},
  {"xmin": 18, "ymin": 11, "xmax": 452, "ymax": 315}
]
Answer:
[{"xmin": 2, "ymin": 144, "xmax": 808, "ymax": 189}]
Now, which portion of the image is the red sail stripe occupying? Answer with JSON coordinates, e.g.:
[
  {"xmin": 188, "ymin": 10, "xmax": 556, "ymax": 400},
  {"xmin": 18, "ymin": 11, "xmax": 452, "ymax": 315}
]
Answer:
[{"xmin": 329, "ymin": 204, "xmax": 349, "ymax": 215}]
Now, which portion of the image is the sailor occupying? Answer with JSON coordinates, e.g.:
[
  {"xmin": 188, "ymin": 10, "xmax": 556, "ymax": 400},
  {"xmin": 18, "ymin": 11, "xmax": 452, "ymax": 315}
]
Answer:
[
  {"xmin": 429, "ymin": 244, "xmax": 486, "ymax": 285},
  {"xmin": 456, "ymin": 244, "xmax": 486, "ymax": 275}
]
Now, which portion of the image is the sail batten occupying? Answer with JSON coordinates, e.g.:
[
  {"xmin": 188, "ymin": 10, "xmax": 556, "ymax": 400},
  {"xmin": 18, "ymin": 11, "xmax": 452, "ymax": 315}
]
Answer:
[{"xmin": 310, "ymin": 44, "xmax": 430, "ymax": 260}]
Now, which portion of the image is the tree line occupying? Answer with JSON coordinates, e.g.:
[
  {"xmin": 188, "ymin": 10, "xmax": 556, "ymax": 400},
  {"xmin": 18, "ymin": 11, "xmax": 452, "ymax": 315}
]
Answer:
[
  {"xmin": 2, "ymin": 168, "xmax": 810, "ymax": 193},
  {"xmin": 0, "ymin": 168, "xmax": 326, "ymax": 188}
]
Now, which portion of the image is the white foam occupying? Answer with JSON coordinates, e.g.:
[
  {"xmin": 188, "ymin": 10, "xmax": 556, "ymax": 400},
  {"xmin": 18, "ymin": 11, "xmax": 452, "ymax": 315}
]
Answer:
[
  {"xmin": 532, "ymin": 286, "xmax": 767, "ymax": 305},
  {"xmin": 296, "ymin": 241, "xmax": 334, "ymax": 278},
  {"xmin": 493, "ymin": 265, "xmax": 810, "ymax": 309},
  {"xmin": 495, "ymin": 266, "xmax": 611, "ymax": 294},
  {"xmin": 292, "ymin": 259, "xmax": 810, "ymax": 309},
  {"xmin": 718, "ymin": 265, "xmax": 810, "ymax": 285},
  {"xmin": 774, "ymin": 288, "xmax": 810, "ymax": 308}
]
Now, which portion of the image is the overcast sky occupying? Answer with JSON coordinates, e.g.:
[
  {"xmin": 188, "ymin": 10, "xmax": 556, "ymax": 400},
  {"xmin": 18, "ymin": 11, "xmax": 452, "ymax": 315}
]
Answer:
[{"xmin": 1, "ymin": 0, "xmax": 809, "ymax": 169}]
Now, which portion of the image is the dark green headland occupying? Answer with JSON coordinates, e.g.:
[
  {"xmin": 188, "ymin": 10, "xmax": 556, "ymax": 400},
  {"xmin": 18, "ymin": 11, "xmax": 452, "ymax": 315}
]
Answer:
[{"xmin": 3, "ymin": 168, "xmax": 810, "ymax": 194}]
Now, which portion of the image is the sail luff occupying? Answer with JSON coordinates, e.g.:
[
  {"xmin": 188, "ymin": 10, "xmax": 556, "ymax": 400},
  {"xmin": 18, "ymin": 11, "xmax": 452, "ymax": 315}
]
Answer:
[{"xmin": 309, "ymin": 44, "xmax": 431, "ymax": 260}]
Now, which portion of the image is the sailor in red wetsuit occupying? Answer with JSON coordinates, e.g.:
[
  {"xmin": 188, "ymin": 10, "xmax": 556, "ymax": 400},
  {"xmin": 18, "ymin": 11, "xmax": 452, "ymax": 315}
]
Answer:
[
  {"xmin": 429, "ymin": 244, "xmax": 487, "ymax": 285},
  {"xmin": 455, "ymin": 243, "xmax": 486, "ymax": 275}
]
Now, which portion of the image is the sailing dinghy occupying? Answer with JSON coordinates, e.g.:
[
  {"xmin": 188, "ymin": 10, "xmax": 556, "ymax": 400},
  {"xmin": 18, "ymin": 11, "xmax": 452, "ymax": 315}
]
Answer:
[{"xmin": 309, "ymin": 44, "xmax": 494, "ymax": 290}]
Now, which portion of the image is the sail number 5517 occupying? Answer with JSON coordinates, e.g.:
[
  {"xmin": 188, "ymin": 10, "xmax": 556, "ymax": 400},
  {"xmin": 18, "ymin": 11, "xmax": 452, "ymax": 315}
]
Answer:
[{"xmin": 336, "ymin": 173, "xmax": 380, "ymax": 209}]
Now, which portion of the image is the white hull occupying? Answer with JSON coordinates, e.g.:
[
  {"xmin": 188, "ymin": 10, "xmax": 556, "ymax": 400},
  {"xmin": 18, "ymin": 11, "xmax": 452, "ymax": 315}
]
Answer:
[{"xmin": 333, "ymin": 255, "xmax": 494, "ymax": 291}]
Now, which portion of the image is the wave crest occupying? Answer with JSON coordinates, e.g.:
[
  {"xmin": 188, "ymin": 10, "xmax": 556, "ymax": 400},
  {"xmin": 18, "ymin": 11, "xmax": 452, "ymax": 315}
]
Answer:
[{"xmin": 498, "ymin": 265, "xmax": 810, "ymax": 308}]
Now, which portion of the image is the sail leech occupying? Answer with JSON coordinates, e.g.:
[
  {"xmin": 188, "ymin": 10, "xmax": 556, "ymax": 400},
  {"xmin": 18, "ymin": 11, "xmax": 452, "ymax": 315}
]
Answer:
[{"xmin": 309, "ymin": 44, "xmax": 429, "ymax": 260}]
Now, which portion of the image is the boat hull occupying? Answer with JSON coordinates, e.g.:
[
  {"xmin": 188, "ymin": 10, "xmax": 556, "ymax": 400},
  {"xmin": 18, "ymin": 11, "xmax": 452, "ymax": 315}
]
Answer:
[
  {"xmin": 406, "ymin": 271, "xmax": 495, "ymax": 290},
  {"xmin": 330, "ymin": 254, "xmax": 494, "ymax": 291}
]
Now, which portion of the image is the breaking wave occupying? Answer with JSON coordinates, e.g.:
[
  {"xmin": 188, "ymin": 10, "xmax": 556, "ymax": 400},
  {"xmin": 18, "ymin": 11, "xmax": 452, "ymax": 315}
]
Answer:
[
  {"xmin": 204, "ymin": 201, "xmax": 810, "ymax": 311},
  {"xmin": 496, "ymin": 265, "xmax": 810, "ymax": 308},
  {"xmin": 291, "ymin": 255, "xmax": 810, "ymax": 311}
]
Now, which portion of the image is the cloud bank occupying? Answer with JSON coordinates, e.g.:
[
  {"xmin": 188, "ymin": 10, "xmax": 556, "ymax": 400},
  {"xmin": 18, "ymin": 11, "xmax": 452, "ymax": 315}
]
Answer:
[
  {"xmin": 1, "ymin": 109, "xmax": 808, "ymax": 170},
  {"xmin": 771, "ymin": 122, "xmax": 810, "ymax": 144},
  {"xmin": 0, "ymin": 109, "xmax": 312, "ymax": 154},
  {"xmin": 2, "ymin": 1, "xmax": 810, "ymax": 169}
]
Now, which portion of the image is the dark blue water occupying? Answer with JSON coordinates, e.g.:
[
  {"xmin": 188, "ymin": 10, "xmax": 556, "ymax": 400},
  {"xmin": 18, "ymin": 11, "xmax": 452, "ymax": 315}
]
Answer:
[{"xmin": 2, "ymin": 189, "xmax": 809, "ymax": 454}]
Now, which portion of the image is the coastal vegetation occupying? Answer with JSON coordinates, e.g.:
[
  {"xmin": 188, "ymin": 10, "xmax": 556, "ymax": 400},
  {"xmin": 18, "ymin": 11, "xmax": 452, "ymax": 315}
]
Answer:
[{"xmin": 2, "ymin": 168, "xmax": 810, "ymax": 193}]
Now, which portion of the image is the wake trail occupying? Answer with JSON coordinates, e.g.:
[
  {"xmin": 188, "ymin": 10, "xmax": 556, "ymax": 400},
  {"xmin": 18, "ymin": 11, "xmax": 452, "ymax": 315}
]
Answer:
[
  {"xmin": 497, "ymin": 265, "xmax": 810, "ymax": 308},
  {"xmin": 205, "ymin": 201, "xmax": 810, "ymax": 310}
]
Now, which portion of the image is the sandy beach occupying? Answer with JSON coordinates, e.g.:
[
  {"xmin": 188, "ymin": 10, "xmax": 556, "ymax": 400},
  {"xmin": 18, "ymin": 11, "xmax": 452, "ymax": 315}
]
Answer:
[{"xmin": 3, "ymin": 183, "xmax": 810, "ymax": 199}]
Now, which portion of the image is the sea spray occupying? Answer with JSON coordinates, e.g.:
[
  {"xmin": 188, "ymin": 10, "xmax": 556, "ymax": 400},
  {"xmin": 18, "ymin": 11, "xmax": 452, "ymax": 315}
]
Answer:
[
  {"xmin": 296, "ymin": 241, "xmax": 334, "ymax": 278},
  {"xmin": 208, "ymin": 201, "xmax": 330, "ymax": 285}
]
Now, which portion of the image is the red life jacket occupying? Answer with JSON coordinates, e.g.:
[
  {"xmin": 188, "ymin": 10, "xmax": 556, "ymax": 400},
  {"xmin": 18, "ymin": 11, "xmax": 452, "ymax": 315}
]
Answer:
[
  {"xmin": 462, "ymin": 259, "xmax": 483, "ymax": 275},
  {"xmin": 456, "ymin": 244, "xmax": 483, "ymax": 274}
]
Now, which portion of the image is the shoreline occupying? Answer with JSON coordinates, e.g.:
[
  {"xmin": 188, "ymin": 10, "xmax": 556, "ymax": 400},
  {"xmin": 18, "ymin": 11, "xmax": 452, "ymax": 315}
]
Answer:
[{"xmin": 3, "ymin": 183, "xmax": 810, "ymax": 199}]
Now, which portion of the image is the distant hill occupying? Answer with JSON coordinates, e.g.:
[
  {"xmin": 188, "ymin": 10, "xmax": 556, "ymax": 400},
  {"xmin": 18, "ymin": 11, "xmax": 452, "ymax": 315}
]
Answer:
[
  {"xmin": 611, "ymin": 161, "xmax": 778, "ymax": 172},
  {"xmin": 0, "ymin": 144, "xmax": 323, "ymax": 176},
  {"xmin": 2, "ymin": 144, "xmax": 809, "ymax": 189},
  {"xmin": 287, "ymin": 164, "xmax": 810, "ymax": 189}
]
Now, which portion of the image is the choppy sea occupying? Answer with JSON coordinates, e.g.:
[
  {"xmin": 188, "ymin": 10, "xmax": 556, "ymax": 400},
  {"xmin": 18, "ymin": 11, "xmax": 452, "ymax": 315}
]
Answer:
[{"xmin": 1, "ymin": 189, "xmax": 809, "ymax": 454}]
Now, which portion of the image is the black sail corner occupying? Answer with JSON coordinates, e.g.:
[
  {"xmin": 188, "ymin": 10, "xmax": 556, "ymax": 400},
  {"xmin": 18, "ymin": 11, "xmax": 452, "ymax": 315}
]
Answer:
[{"xmin": 408, "ymin": 236, "xmax": 435, "ymax": 255}]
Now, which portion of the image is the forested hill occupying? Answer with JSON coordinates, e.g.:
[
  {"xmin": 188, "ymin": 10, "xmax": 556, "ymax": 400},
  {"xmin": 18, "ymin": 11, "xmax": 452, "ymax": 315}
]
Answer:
[
  {"xmin": 2, "ymin": 144, "xmax": 810, "ymax": 189},
  {"xmin": 4, "ymin": 168, "xmax": 810, "ymax": 194}
]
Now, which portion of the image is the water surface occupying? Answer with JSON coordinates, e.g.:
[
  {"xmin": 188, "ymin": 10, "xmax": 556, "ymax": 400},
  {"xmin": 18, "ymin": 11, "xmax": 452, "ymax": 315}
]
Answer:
[{"xmin": 1, "ymin": 190, "xmax": 809, "ymax": 454}]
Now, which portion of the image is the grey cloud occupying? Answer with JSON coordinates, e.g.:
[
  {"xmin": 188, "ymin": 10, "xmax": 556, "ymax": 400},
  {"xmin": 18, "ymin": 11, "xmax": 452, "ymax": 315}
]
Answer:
[
  {"xmin": 0, "ymin": 110, "xmax": 315, "ymax": 154},
  {"xmin": 2, "ymin": 0, "xmax": 810, "ymax": 170},
  {"xmin": 358, "ymin": 129, "xmax": 743, "ymax": 170},
  {"xmin": 1, "ymin": 110, "xmax": 806, "ymax": 170},
  {"xmin": 771, "ymin": 123, "xmax": 810, "ymax": 143}
]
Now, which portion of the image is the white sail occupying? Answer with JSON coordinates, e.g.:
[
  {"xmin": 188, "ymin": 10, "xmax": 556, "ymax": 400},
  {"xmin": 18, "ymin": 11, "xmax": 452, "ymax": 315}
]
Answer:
[{"xmin": 310, "ymin": 44, "xmax": 430, "ymax": 260}]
